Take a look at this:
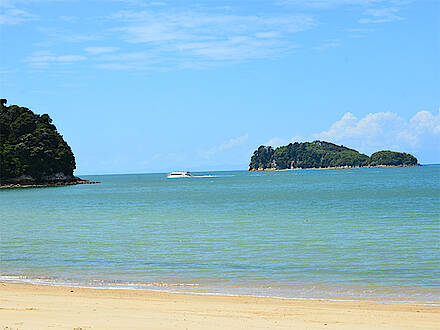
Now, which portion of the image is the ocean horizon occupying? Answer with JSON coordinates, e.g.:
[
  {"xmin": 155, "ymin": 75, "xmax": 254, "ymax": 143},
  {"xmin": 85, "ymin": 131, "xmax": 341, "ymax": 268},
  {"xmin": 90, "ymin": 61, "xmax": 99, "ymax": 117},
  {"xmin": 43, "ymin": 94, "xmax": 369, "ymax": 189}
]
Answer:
[
  {"xmin": 74, "ymin": 163, "xmax": 440, "ymax": 177},
  {"xmin": 1, "ymin": 166, "xmax": 439, "ymax": 305}
]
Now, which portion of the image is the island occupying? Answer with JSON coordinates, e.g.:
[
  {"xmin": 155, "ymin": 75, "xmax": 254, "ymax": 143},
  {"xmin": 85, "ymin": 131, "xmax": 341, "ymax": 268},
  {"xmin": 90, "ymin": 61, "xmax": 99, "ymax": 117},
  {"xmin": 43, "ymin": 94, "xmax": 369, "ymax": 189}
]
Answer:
[
  {"xmin": 249, "ymin": 140, "xmax": 419, "ymax": 171},
  {"xmin": 0, "ymin": 99, "xmax": 99, "ymax": 188}
]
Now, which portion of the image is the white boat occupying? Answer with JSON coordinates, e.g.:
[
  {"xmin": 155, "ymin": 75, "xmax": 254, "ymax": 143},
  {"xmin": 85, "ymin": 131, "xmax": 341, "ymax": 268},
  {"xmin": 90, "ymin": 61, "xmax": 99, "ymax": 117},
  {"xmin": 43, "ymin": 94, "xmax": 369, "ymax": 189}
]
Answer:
[{"xmin": 167, "ymin": 171, "xmax": 191, "ymax": 178}]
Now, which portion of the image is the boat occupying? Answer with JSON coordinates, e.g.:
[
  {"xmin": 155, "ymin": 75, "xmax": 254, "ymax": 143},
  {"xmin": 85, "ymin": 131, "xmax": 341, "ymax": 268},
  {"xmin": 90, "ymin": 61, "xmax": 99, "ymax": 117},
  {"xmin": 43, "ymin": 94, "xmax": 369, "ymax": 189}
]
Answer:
[{"xmin": 167, "ymin": 171, "xmax": 191, "ymax": 178}]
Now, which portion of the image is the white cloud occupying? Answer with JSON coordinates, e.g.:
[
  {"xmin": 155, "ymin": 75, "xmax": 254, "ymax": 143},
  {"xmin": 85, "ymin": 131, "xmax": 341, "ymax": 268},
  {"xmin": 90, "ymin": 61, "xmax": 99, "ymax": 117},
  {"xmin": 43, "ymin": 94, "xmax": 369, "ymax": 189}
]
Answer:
[
  {"xmin": 313, "ymin": 39, "xmax": 341, "ymax": 51},
  {"xmin": 359, "ymin": 7, "xmax": 404, "ymax": 23},
  {"xmin": 278, "ymin": 0, "xmax": 408, "ymax": 28},
  {"xmin": 218, "ymin": 134, "xmax": 249, "ymax": 151},
  {"xmin": 346, "ymin": 27, "xmax": 372, "ymax": 38},
  {"xmin": 314, "ymin": 110, "xmax": 440, "ymax": 160},
  {"xmin": 277, "ymin": 0, "xmax": 411, "ymax": 8},
  {"xmin": 410, "ymin": 110, "xmax": 440, "ymax": 135},
  {"xmin": 14, "ymin": 0, "xmax": 412, "ymax": 72},
  {"xmin": 317, "ymin": 111, "xmax": 406, "ymax": 144},
  {"xmin": 85, "ymin": 46, "xmax": 120, "ymax": 55},
  {"xmin": 0, "ymin": 8, "xmax": 36, "ymax": 24},
  {"xmin": 95, "ymin": 63, "xmax": 132, "ymax": 70},
  {"xmin": 264, "ymin": 137, "xmax": 289, "ymax": 147},
  {"xmin": 262, "ymin": 110, "xmax": 440, "ymax": 163},
  {"xmin": 93, "ymin": 51, "xmax": 160, "ymax": 70},
  {"xmin": 255, "ymin": 31, "xmax": 281, "ymax": 39},
  {"xmin": 203, "ymin": 134, "xmax": 249, "ymax": 157},
  {"xmin": 26, "ymin": 51, "xmax": 86, "ymax": 67},
  {"xmin": 107, "ymin": 9, "xmax": 314, "ymax": 66},
  {"xmin": 264, "ymin": 135, "xmax": 307, "ymax": 147},
  {"xmin": 277, "ymin": 0, "xmax": 378, "ymax": 8},
  {"xmin": 97, "ymin": 0, "xmax": 410, "ymax": 70},
  {"xmin": 113, "ymin": 11, "xmax": 314, "ymax": 42},
  {"xmin": 175, "ymin": 37, "xmax": 297, "ymax": 61},
  {"xmin": 98, "ymin": 51, "xmax": 156, "ymax": 61}
]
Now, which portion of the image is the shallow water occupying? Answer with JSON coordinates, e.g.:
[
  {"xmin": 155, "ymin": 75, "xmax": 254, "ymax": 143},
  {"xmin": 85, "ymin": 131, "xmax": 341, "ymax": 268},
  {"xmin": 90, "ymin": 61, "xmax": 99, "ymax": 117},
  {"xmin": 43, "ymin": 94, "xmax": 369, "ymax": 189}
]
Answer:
[{"xmin": 1, "ymin": 166, "xmax": 439, "ymax": 304}]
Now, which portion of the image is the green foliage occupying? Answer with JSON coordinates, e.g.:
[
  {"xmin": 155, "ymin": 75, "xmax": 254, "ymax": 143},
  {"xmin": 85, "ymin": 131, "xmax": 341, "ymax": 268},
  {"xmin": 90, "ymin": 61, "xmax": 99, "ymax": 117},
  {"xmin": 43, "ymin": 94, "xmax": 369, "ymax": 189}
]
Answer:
[
  {"xmin": 249, "ymin": 146, "xmax": 274, "ymax": 170},
  {"xmin": 0, "ymin": 102, "xmax": 76, "ymax": 183},
  {"xmin": 370, "ymin": 150, "xmax": 418, "ymax": 166},
  {"xmin": 249, "ymin": 141, "xmax": 418, "ymax": 170}
]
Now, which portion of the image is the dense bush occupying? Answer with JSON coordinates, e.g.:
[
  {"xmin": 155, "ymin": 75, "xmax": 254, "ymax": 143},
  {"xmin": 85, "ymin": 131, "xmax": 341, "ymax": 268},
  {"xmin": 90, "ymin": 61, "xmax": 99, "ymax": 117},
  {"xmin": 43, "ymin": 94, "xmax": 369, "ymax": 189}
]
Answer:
[
  {"xmin": 249, "ymin": 146, "xmax": 274, "ymax": 170},
  {"xmin": 0, "ymin": 101, "xmax": 76, "ymax": 184},
  {"xmin": 370, "ymin": 150, "xmax": 418, "ymax": 166},
  {"xmin": 249, "ymin": 141, "xmax": 418, "ymax": 170}
]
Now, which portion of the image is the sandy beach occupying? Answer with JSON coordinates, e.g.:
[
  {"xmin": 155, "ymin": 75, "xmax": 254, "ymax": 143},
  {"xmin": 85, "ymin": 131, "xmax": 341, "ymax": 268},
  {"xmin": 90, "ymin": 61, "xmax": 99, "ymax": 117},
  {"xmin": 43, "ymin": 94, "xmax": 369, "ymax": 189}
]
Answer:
[{"xmin": 0, "ymin": 283, "xmax": 438, "ymax": 329}]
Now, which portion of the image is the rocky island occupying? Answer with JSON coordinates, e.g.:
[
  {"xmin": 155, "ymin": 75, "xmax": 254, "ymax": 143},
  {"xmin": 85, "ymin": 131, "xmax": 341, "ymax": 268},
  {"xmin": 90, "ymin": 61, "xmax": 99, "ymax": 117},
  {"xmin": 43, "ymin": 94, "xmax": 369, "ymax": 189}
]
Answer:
[
  {"xmin": 0, "ymin": 99, "xmax": 98, "ymax": 188},
  {"xmin": 249, "ymin": 140, "xmax": 419, "ymax": 171}
]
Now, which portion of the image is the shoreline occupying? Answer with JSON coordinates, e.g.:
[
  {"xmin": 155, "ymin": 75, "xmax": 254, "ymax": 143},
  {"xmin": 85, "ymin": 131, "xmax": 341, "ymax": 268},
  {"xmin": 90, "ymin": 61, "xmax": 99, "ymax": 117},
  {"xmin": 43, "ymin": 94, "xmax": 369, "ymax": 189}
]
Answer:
[
  {"xmin": 1, "ymin": 283, "xmax": 438, "ymax": 329},
  {"xmin": 2, "ymin": 274, "xmax": 438, "ymax": 307},
  {"xmin": 0, "ymin": 179, "xmax": 100, "ymax": 189},
  {"xmin": 248, "ymin": 164, "xmax": 424, "ymax": 172}
]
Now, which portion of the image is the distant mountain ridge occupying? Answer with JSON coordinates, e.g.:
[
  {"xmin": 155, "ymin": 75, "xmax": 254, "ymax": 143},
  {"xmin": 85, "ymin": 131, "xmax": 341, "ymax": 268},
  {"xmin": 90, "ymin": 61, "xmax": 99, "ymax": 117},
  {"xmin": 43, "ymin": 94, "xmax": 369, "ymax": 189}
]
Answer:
[{"xmin": 249, "ymin": 141, "xmax": 418, "ymax": 171}]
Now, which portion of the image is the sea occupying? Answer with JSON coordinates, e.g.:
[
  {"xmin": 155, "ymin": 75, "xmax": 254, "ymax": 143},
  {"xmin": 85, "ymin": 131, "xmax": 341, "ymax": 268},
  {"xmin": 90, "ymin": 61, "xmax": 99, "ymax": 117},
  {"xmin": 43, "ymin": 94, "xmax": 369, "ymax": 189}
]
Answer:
[{"xmin": 1, "ymin": 166, "xmax": 439, "ymax": 305}]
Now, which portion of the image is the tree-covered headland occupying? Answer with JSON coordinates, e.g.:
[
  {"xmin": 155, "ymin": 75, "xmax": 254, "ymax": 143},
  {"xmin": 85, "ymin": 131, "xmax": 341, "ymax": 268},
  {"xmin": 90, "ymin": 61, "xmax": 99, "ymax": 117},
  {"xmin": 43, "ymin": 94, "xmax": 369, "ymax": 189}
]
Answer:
[
  {"xmin": 0, "ymin": 100, "xmax": 94, "ymax": 187},
  {"xmin": 249, "ymin": 141, "xmax": 418, "ymax": 171},
  {"xmin": 369, "ymin": 150, "xmax": 418, "ymax": 167}
]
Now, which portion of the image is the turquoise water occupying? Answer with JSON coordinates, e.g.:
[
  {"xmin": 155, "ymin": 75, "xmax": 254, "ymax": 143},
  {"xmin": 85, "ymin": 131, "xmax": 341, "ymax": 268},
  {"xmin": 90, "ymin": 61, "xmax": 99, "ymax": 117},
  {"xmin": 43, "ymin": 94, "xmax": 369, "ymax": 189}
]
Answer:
[{"xmin": 1, "ymin": 166, "xmax": 439, "ymax": 304}]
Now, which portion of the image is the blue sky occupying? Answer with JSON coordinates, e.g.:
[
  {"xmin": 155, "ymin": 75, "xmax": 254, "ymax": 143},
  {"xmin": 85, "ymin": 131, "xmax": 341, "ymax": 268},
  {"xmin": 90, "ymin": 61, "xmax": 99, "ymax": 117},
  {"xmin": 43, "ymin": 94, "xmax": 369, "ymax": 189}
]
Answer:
[{"xmin": 1, "ymin": 0, "xmax": 439, "ymax": 174}]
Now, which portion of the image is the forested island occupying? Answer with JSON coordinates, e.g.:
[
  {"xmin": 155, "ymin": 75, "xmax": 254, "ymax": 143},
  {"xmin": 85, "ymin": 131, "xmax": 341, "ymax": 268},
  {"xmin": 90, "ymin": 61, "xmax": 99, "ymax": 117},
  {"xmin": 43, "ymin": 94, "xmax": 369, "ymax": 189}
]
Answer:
[
  {"xmin": 0, "ymin": 99, "xmax": 98, "ymax": 188},
  {"xmin": 249, "ymin": 141, "xmax": 419, "ymax": 171}
]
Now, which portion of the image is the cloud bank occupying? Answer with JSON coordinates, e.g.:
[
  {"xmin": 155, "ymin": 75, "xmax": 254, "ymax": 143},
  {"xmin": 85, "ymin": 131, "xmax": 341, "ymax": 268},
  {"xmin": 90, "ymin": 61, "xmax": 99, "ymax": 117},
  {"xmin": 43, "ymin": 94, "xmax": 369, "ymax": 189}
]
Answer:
[
  {"xmin": 315, "ymin": 110, "xmax": 440, "ymax": 154},
  {"xmin": 266, "ymin": 110, "xmax": 440, "ymax": 163},
  {"xmin": 111, "ymin": 9, "xmax": 315, "ymax": 64},
  {"xmin": 6, "ymin": 0, "xmax": 412, "ymax": 71}
]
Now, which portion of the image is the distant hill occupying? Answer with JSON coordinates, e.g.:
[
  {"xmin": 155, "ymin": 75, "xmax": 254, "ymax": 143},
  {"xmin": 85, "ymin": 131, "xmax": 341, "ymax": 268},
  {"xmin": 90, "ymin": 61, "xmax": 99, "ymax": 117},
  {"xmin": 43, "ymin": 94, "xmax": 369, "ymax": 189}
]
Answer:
[
  {"xmin": 0, "ymin": 99, "xmax": 96, "ymax": 187},
  {"xmin": 249, "ymin": 140, "xmax": 418, "ymax": 171}
]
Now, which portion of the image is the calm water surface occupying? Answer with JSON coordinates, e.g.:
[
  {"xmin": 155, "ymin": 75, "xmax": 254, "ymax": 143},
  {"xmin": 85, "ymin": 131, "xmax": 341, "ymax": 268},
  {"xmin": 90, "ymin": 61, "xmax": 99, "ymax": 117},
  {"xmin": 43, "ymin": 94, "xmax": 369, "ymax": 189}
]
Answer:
[{"xmin": 1, "ymin": 166, "xmax": 439, "ymax": 304}]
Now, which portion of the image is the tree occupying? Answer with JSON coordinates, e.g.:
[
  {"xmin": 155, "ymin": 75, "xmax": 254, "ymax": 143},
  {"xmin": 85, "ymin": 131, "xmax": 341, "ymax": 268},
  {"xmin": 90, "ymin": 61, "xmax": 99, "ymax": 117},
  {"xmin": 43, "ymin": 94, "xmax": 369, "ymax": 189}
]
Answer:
[
  {"xmin": 370, "ymin": 150, "xmax": 418, "ymax": 166},
  {"xmin": 0, "ymin": 103, "xmax": 76, "ymax": 184},
  {"xmin": 248, "ymin": 141, "xmax": 416, "ymax": 170},
  {"xmin": 249, "ymin": 146, "xmax": 274, "ymax": 170}
]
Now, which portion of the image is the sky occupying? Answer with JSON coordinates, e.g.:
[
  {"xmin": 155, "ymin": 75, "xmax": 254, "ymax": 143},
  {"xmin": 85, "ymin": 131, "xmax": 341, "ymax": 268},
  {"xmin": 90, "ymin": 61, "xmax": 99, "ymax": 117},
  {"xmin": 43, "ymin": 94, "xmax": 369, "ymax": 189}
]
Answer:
[{"xmin": 1, "ymin": 0, "xmax": 439, "ymax": 174}]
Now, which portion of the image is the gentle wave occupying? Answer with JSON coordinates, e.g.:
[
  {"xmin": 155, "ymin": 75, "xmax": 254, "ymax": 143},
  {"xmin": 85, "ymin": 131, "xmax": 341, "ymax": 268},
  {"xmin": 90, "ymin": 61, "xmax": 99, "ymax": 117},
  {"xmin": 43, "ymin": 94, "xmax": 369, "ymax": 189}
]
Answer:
[
  {"xmin": 192, "ymin": 175, "xmax": 218, "ymax": 178},
  {"xmin": 1, "ymin": 273, "xmax": 439, "ymax": 306}
]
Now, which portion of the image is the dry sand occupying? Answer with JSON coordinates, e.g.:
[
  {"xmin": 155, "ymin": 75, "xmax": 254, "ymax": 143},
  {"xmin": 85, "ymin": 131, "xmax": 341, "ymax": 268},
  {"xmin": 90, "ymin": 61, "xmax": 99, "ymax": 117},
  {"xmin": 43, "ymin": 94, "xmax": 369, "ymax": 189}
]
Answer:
[{"xmin": 0, "ymin": 283, "xmax": 438, "ymax": 329}]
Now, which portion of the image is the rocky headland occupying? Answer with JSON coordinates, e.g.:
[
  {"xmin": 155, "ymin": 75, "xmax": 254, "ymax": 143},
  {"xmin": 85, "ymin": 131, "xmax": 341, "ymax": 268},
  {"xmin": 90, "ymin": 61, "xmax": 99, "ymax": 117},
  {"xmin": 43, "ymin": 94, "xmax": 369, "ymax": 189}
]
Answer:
[{"xmin": 0, "ymin": 99, "xmax": 99, "ymax": 188}]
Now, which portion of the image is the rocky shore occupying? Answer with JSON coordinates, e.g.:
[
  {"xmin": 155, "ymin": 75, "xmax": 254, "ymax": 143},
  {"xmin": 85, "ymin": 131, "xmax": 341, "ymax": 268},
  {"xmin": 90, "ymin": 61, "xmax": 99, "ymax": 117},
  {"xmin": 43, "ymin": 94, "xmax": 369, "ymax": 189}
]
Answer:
[
  {"xmin": 0, "ymin": 177, "xmax": 100, "ymax": 189},
  {"xmin": 248, "ymin": 164, "xmax": 424, "ymax": 172}
]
